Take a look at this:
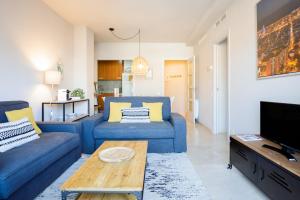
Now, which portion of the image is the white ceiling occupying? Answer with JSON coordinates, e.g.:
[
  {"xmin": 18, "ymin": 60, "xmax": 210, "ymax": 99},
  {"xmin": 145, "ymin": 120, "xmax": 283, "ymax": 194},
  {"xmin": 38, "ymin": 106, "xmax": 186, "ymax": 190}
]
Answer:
[{"xmin": 43, "ymin": 0, "xmax": 234, "ymax": 43}]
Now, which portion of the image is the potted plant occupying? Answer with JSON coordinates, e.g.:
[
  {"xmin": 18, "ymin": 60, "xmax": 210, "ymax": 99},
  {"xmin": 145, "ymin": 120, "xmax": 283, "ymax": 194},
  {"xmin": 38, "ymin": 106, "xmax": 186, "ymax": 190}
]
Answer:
[{"xmin": 71, "ymin": 88, "xmax": 85, "ymax": 100}]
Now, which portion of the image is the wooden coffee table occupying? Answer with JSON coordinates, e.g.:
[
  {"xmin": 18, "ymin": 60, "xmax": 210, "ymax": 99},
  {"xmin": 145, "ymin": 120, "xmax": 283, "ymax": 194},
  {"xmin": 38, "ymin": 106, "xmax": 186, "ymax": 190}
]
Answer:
[{"xmin": 61, "ymin": 141, "xmax": 148, "ymax": 200}]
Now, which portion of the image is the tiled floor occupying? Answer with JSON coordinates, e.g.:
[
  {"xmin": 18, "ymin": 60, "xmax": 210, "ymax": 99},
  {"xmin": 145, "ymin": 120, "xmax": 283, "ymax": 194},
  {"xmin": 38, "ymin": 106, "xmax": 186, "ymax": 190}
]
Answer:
[{"xmin": 186, "ymin": 123, "xmax": 269, "ymax": 200}]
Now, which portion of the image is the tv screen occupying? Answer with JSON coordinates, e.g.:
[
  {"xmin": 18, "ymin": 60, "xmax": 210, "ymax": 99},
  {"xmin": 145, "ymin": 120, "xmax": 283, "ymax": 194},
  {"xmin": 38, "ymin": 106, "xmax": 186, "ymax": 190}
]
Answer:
[{"xmin": 260, "ymin": 101, "xmax": 300, "ymax": 152}]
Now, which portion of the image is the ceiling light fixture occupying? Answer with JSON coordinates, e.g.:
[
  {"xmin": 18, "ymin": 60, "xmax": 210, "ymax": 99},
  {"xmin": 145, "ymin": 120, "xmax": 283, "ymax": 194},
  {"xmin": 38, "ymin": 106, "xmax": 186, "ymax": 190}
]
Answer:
[{"xmin": 109, "ymin": 28, "xmax": 149, "ymax": 76}]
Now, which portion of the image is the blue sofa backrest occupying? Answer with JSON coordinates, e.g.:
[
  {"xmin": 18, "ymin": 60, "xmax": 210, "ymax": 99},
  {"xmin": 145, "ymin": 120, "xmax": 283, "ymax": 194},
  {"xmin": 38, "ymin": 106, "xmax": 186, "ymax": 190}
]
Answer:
[
  {"xmin": 103, "ymin": 96, "xmax": 171, "ymax": 121},
  {"xmin": 0, "ymin": 101, "xmax": 29, "ymax": 123}
]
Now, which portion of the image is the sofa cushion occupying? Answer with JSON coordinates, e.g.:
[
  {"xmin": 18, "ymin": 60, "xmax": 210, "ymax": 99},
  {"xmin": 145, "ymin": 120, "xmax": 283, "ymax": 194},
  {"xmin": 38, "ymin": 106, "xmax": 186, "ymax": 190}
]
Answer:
[
  {"xmin": 93, "ymin": 121, "xmax": 175, "ymax": 139},
  {"xmin": 108, "ymin": 102, "xmax": 131, "ymax": 122},
  {"xmin": 103, "ymin": 97, "xmax": 171, "ymax": 121},
  {"xmin": 0, "ymin": 132, "xmax": 80, "ymax": 199},
  {"xmin": 0, "ymin": 118, "xmax": 40, "ymax": 153},
  {"xmin": 5, "ymin": 107, "xmax": 42, "ymax": 134},
  {"xmin": 0, "ymin": 101, "xmax": 29, "ymax": 123},
  {"xmin": 142, "ymin": 102, "xmax": 163, "ymax": 122}
]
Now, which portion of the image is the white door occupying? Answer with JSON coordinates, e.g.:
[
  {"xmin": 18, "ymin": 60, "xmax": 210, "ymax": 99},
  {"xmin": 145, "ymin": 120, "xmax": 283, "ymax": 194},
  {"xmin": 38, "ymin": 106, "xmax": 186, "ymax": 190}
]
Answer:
[
  {"xmin": 164, "ymin": 60, "xmax": 187, "ymax": 116},
  {"xmin": 187, "ymin": 57, "xmax": 196, "ymax": 123},
  {"xmin": 216, "ymin": 40, "xmax": 228, "ymax": 134}
]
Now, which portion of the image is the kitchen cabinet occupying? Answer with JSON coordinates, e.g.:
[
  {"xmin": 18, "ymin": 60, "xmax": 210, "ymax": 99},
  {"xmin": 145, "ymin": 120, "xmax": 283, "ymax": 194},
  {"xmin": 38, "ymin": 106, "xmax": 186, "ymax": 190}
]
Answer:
[{"xmin": 98, "ymin": 61, "xmax": 123, "ymax": 80}]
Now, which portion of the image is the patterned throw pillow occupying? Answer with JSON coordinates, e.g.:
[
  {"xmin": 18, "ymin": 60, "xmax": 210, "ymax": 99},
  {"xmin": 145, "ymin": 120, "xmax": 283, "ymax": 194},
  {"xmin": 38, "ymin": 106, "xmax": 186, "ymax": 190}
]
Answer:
[
  {"xmin": 120, "ymin": 107, "xmax": 150, "ymax": 123},
  {"xmin": 121, "ymin": 107, "xmax": 149, "ymax": 116},
  {"xmin": 0, "ymin": 118, "xmax": 40, "ymax": 152}
]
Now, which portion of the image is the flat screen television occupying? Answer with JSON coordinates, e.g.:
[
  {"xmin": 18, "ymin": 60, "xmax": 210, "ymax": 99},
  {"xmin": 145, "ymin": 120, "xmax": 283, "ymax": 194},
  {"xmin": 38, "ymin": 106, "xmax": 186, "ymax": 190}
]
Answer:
[{"xmin": 260, "ymin": 101, "xmax": 300, "ymax": 161}]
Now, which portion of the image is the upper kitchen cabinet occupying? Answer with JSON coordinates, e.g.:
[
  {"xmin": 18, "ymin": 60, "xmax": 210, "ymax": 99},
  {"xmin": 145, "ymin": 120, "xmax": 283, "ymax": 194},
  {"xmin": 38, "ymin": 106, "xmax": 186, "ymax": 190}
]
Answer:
[{"xmin": 98, "ymin": 60, "xmax": 123, "ymax": 80}]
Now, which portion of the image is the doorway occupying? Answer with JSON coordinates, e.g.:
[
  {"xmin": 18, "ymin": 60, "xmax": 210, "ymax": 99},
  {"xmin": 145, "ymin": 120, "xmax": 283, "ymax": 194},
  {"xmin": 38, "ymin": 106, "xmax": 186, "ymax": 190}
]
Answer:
[
  {"xmin": 164, "ymin": 60, "xmax": 188, "ymax": 117},
  {"xmin": 187, "ymin": 57, "xmax": 196, "ymax": 123},
  {"xmin": 214, "ymin": 39, "xmax": 229, "ymax": 135}
]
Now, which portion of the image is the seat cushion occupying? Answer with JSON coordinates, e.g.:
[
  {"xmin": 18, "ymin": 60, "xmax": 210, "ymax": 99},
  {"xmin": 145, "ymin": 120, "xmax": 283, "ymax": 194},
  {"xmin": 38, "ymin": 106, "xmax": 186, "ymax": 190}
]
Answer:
[
  {"xmin": 94, "ymin": 121, "xmax": 175, "ymax": 139},
  {"xmin": 0, "ymin": 132, "xmax": 80, "ymax": 199}
]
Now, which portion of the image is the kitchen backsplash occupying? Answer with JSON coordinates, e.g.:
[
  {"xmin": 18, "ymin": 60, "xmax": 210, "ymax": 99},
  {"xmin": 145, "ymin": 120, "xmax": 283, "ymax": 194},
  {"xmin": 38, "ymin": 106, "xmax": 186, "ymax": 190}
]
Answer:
[{"xmin": 97, "ymin": 80, "xmax": 122, "ymax": 93}]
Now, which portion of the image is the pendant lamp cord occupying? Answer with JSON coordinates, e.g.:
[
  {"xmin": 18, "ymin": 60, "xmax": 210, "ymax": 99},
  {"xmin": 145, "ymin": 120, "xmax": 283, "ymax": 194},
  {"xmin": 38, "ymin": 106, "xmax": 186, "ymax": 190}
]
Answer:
[
  {"xmin": 109, "ymin": 28, "xmax": 140, "ymax": 41},
  {"xmin": 138, "ymin": 29, "xmax": 141, "ymax": 59},
  {"xmin": 109, "ymin": 28, "xmax": 141, "ymax": 58},
  {"xmin": 109, "ymin": 28, "xmax": 143, "ymax": 65}
]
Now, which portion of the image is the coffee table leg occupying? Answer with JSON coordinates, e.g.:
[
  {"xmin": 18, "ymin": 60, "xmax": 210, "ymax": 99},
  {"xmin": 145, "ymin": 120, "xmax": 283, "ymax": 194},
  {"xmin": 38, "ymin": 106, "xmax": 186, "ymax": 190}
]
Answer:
[
  {"xmin": 61, "ymin": 191, "xmax": 68, "ymax": 200},
  {"xmin": 140, "ymin": 190, "xmax": 144, "ymax": 200},
  {"xmin": 133, "ymin": 191, "xmax": 143, "ymax": 200}
]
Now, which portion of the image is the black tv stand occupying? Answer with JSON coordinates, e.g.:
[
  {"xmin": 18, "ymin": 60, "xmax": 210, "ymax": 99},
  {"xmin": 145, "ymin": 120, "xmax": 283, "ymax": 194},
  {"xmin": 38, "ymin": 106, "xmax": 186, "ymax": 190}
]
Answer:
[
  {"xmin": 228, "ymin": 136, "xmax": 300, "ymax": 200},
  {"xmin": 230, "ymin": 136, "xmax": 300, "ymax": 200},
  {"xmin": 262, "ymin": 144, "xmax": 297, "ymax": 162}
]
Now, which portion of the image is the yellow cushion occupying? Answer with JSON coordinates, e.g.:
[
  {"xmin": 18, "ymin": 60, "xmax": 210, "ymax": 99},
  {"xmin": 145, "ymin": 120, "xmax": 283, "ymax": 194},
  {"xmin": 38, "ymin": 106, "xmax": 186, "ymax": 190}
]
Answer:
[
  {"xmin": 5, "ymin": 107, "xmax": 42, "ymax": 134},
  {"xmin": 108, "ymin": 102, "xmax": 131, "ymax": 122},
  {"xmin": 143, "ymin": 102, "xmax": 163, "ymax": 122}
]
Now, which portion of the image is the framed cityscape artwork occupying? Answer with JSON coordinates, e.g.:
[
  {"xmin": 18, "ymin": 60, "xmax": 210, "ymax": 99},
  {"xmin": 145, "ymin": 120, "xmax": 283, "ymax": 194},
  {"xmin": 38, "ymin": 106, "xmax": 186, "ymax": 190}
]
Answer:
[{"xmin": 257, "ymin": 0, "xmax": 300, "ymax": 78}]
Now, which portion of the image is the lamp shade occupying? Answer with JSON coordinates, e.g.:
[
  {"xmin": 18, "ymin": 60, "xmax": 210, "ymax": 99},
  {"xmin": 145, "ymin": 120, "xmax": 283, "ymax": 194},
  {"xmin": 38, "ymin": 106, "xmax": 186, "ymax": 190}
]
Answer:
[
  {"xmin": 45, "ymin": 70, "xmax": 61, "ymax": 85},
  {"xmin": 131, "ymin": 56, "xmax": 149, "ymax": 75}
]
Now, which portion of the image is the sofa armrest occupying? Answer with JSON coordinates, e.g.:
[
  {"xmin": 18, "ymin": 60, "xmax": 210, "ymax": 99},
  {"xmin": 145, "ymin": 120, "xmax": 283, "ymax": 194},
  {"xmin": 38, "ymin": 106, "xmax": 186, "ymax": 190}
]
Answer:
[
  {"xmin": 169, "ymin": 113, "xmax": 187, "ymax": 152},
  {"xmin": 81, "ymin": 114, "xmax": 104, "ymax": 154},
  {"xmin": 37, "ymin": 121, "xmax": 81, "ymax": 134}
]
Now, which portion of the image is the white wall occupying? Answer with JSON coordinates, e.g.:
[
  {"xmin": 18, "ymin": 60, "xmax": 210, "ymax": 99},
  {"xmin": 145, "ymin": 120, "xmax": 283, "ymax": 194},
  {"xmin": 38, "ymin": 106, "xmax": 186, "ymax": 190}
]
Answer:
[
  {"xmin": 195, "ymin": 0, "xmax": 300, "ymax": 134},
  {"xmin": 0, "ymin": 0, "xmax": 74, "ymax": 120},
  {"xmin": 73, "ymin": 26, "xmax": 95, "ymax": 113},
  {"xmin": 95, "ymin": 43, "xmax": 193, "ymax": 96}
]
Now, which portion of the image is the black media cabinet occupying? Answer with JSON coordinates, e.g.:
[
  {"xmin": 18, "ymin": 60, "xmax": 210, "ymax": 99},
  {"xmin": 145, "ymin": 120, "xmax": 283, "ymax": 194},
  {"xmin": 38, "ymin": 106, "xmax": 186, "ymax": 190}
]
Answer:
[{"xmin": 229, "ymin": 136, "xmax": 300, "ymax": 200}]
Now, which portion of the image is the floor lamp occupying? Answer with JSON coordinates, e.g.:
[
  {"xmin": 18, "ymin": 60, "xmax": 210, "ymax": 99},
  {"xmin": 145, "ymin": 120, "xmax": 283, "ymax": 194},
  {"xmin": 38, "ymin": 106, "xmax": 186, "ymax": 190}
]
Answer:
[{"xmin": 45, "ymin": 70, "xmax": 61, "ymax": 121}]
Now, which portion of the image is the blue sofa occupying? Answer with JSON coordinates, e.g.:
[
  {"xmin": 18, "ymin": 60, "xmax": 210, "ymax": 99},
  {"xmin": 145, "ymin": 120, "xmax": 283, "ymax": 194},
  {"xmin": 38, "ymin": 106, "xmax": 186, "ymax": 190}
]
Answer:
[
  {"xmin": 0, "ymin": 101, "xmax": 81, "ymax": 200},
  {"xmin": 81, "ymin": 97, "xmax": 187, "ymax": 154}
]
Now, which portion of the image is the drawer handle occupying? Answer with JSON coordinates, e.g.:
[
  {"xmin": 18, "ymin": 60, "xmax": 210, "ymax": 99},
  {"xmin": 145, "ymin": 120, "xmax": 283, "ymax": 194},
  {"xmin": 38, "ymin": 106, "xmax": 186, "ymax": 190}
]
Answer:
[
  {"xmin": 252, "ymin": 163, "xmax": 257, "ymax": 174},
  {"xmin": 268, "ymin": 174, "xmax": 292, "ymax": 193},
  {"xmin": 260, "ymin": 168, "xmax": 264, "ymax": 181}
]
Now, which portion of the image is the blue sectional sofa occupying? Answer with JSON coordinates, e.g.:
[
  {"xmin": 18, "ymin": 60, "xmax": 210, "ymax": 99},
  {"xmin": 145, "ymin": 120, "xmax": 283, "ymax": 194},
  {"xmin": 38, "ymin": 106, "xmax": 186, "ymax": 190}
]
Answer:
[
  {"xmin": 81, "ymin": 97, "xmax": 187, "ymax": 154},
  {"xmin": 0, "ymin": 101, "xmax": 81, "ymax": 200}
]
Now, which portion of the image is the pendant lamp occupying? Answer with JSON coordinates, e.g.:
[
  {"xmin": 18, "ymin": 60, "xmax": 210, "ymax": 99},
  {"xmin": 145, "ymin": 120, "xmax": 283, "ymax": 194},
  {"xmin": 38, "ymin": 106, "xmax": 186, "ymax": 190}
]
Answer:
[
  {"xmin": 131, "ymin": 29, "xmax": 149, "ymax": 75},
  {"xmin": 109, "ymin": 28, "xmax": 149, "ymax": 76}
]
